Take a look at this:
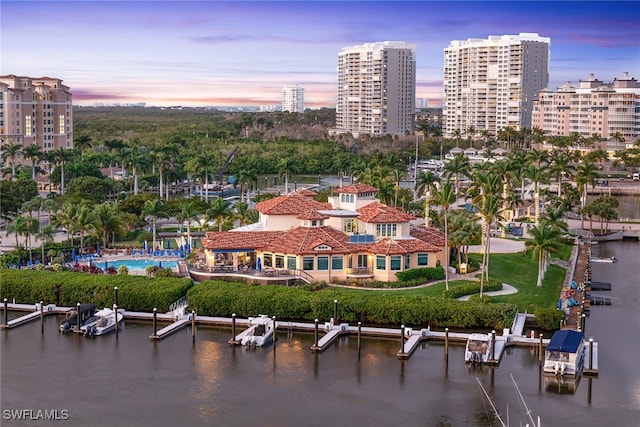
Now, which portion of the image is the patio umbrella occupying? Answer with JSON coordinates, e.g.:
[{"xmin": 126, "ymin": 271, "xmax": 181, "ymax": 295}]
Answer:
[
  {"xmin": 97, "ymin": 245, "xmax": 101, "ymax": 256},
  {"xmin": 166, "ymin": 240, "xmax": 171, "ymax": 249},
  {"xmin": 72, "ymin": 248, "xmax": 76, "ymax": 258},
  {"xmin": 257, "ymin": 257, "xmax": 262, "ymax": 272},
  {"xmin": 104, "ymin": 260, "xmax": 108, "ymax": 270},
  {"xmin": 143, "ymin": 240, "xmax": 147, "ymax": 250},
  {"xmin": 159, "ymin": 261, "xmax": 162, "ymax": 268}
]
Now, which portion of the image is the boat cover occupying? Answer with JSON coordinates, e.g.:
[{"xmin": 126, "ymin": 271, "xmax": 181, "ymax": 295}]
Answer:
[{"xmin": 547, "ymin": 330, "xmax": 584, "ymax": 353}]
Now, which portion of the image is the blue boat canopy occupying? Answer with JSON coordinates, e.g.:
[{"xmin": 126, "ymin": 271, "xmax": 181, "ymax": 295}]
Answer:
[{"xmin": 547, "ymin": 330, "xmax": 584, "ymax": 353}]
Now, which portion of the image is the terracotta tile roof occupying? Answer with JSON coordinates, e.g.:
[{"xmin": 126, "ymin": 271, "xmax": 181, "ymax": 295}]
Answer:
[
  {"xmin": 357, "ymin": 202, "xmax": 415, "ymax": 223},
  {"xmin": 333, "ymin": 183, "xmax": 379, "ymax": 194},
  {"xmin": 260, "ymin": 226, "xmax": 354, "ymax": 254},
  {"xmin": 202, "ymin": 231, "xmax": 283, "ymax": 250},
  {"xmin": 409, "ymin": 225, "xmax": 446, "ymax": 247},
  {"xmin": 296, "ymin": 210, "xmax": 330, "ymax": 220},
  {"xmin": 295, "ymin": 189, "xmax": 318, "ymax": 197},
  {"xmin": 368, "ymin": 238, "xmax": 441, "ymax": 255},
  {"xmin": 254, "ymin": 193, "xmax": 331, "ymax": 215}
]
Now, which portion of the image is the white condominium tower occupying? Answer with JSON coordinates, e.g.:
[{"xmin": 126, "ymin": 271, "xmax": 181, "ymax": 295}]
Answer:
[
  {"xmin": 336, "ymin": 41, "xmax": 416, "ymax": 137},
  {"xmin": 282, "ymin": 85, "xmax": 305, "ymax": 113},
  {"xmin": 0, "ymin": 74, "xmax": 73, "ymax": 169},
  {"xmin": 443, "ymin": 33, "xmax": 550, "ymax": 138}
]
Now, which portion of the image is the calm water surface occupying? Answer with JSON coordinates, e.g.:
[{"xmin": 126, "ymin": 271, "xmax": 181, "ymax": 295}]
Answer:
[{"xmin": 1, "ymin": 241, "xmax": 639, "ymax": 426}]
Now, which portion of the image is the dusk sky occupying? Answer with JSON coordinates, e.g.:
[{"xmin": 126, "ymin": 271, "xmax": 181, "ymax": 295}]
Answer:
[{"xmin": 2, "ymin": 1, "xmax": 639, "ymax": 108}]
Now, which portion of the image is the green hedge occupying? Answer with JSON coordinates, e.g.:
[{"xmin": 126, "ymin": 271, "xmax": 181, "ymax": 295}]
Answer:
[
  {"xmin": 441, "ymin": 280, "xmax": 503, "ymax": 299},
  {"xmin": 396, "ymin": 266, "xmax": 445, "ymax": 282},
  {"xmin": 187, "ymin": 280, "xmax": 518, "ymax": 329},
  {"xmin": 0, "ymin": 270, "xmax": 193, "ymax": 312},
  {"xmin": 534, "ymin": 307, "xmax": 565, "ymax": 331}
]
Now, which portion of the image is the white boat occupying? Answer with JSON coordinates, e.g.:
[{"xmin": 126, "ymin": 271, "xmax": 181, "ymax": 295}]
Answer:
[
  {"xmin": 543, "ymin": 330, "xmax": 585, "ymax": 377},
  {"xmin": 236, "ymin": 315, "xmax": 275, "ymax": 347},
  {"xmin": 590, "ymin": 256, "xmax": 616, "ymax": 263},
  {"xmin": 84, "ymin": 308, "xmax": 124, "ymax": 336},
  {"xmin": 465, "ymin": 333, "xmax": 492, "ymax": 363},
  {"xmin": 60, "ymin": 304, "xmax": 99, "ymax": 333}
]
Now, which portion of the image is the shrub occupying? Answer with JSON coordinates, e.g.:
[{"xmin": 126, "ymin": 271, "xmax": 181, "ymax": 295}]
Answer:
[
  {"xmin": 441, "ymin": 280, "xmax": 503, "ymax": 299},
  {"xmin": 118, "ymin": 265, "xmax": 129, "ymax": 275},
  {"xmin": 534, "ymin": 307, "xmax": 565, "ymax": 331},
  {"xmin": 396, "ymin": 266, "xmax": 444, "ymax": 282}
]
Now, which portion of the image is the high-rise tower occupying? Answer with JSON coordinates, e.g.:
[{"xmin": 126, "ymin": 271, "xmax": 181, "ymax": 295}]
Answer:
[
  {"xmin": 336, "ymin": 41, "xmax": 416, "ymax": 137},
  {"xmin": 443, "ymin": 33, "xmax": 550, "ymax": 138},
  {"xmin": 282, "ymin": 85, "xmax": 305, "ymax": 113}
]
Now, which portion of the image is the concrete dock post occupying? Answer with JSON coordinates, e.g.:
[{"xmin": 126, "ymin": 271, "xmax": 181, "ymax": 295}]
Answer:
[
  {"xmin": 444, "ymin": 328, "xmax": 449, "ymax": 355},
  {"xmin": 3, "ymin": 298, "xmax": 7, "ymax": 326},
  {"xmin": 314, "ymin": 319, "xmax": 319, "ymax": 348},
  {"xmin": 491, "ymin": 330, "xmax": 496, "ymax": 360},
  {"xmin": 581, "ymin": 313, "xmax": 586, "ymax": 333},
  {"xmin": 272, "ymin": 316, "xmax": 276, "ymax": 349},
  {"xmin": 114, "ymin": 304, "xmax": 119, "ymax": 338},
  {"xmin": 114, "ymin": 286, "xmax": 118, "ymax": 306},
  {"xmin": 538, "ymin": 333, "xmax": 543, "ymax": 362},
  {"xmin": 76, "ymin": 303, "xmax": 81, "ymax": 332},
  {"xmin": 400, "ymin": 325, "xmax": 405, "ymax": 355},
  {"xmin": 589, "ymin": 337, "xmax": 594, "ymax": 371},
  {"xmin": 191, "ymin": 310, "xmax": 196, "ymax": 342},
  {"xmin": 333, "ymin": 300, "xmax": 338, "ymax": 323},
  {"xmin": 357, "ymin": 322, "xmax": 362, "ymax": 358},
  {"xmin": 40, "ymin": 301, "xmax": 44, "ymax": 330},
  {"xmin": 229, "ymin": 313, "xmax": 237, "ymax": 345},
  {"xmin": 152, "ymin": 308, "xmax": 158, "ymax": 336}
]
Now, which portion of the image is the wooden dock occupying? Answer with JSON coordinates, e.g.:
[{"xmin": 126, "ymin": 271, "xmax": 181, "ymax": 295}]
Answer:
[{"xmin": 1, "ymin": 303, "xmax": 69, "ymax": 329}]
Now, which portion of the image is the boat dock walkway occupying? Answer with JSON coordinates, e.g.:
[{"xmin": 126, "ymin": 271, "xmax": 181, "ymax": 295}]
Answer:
[{"xmin": 1, "ymin": 303, "xmax": 69, "ymax": 329}]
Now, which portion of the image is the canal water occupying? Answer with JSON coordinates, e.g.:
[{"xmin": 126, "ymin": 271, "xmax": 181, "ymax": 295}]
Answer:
[{"xmin": 1, "ymin": 240, "xmax": 639, "ymax": 426}]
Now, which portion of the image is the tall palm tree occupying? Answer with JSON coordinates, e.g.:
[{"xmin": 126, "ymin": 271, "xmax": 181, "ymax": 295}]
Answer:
[
  {"xmin": 465, "ymin": 126, "xmax": 476, "ymax": 148},
  {"xmin": 234, "ymin": 168, "xmax": 257, "ymax": 202},
  {"xmin": 430, "ymin": 179, "xmax": 457, "ymax": 290},
  {"xmin": 206, "ymin": 197, "xmax": 232, "ymax": 231},
  {"xmin": 122, "ymin": 147, "xmax": 148, "ymax": 195},
  {"xmin": 523, "ymin": 164, "xmax": 549, "ymax": 225},
  {"xmin": 23, "ymin": 215, "xmax": 39, "ymax": 263},
  {"xmin": 375, "ymin": 179, "xmax": 395, "ymax": 206},
  {"xmin": 51, "ymin": 202, "xmax": 78, "ymax": 247},
  {"xmin": 415, "ymin": 170, "xmax": 440, "ymax": 227},
  {"xmin": 473, "ymin": 193, "xmax": 505, "ymax": 295},
  {"xmin": 575, "ymin": 161, "xmax": 599, "ymax": 228},
  {"xmin": 548, "ymin": 150, "xmax": 574, "ymax": 197},
  {"xmin": 525, "ymin": 224, "xmax": 562, "ymax": 288},
  {"xmin": 73, "ymin": 203, "xmax": 97, "ymax": 254},
  {"xmin": 188, "ymin": 152, "xmax": 217, "ymax": 202},
  {"xmin": 36, "ymin": 224, "xmax": 55, "ymax": 264},
  {"xmin": 141, "ymin": 199, "xmax": 169, "ymax": 251},
  {"xmin": 277, "ymin": 158, "xmax": 297, "ymax": 194},
  {"xmin": 497, "ymin": 126, "xmax": 518, "ymax": 150},
  {"xmin": 392, "ymin": 169, "xmax": 405, "ymax": 207},
  {"xmin": 153, "ymin": 144, "xmax": 179, "ymax": 200},
  {"xmin": 7, "ymin": 215, "xmax": 27, "ymax": 247},
  {"xmin": 73, "ymin": 135, "xmax": 92, "ymax": 159},
  {"xmin": 1, "ymin": 142, "xmax": 22, "ymax": 179},
  {"xmin": 176, "ymin": 200, "xmax": 200, "ymax": 249},
  {"xmin": 52, "ymin": 147, "xmax": 72, "ymax": 195},
  {"xmin": 23, "ymin": 144, "xmax": 43, "ymax": 181},
  {"xmin": 443, "ymin": 153, "xmax": 470, "ymax": 208}
]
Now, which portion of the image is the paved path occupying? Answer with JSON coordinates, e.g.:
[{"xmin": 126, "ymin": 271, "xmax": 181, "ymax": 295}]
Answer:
[{"xmin": 457, "ymin": 283, "xmax": 518, "ymax": 301}]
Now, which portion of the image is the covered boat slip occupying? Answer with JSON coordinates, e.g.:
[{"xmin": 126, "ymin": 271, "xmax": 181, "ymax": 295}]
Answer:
[{"xmin": 544, "ymin": 330, "xmax": 592, "ymax": 377}]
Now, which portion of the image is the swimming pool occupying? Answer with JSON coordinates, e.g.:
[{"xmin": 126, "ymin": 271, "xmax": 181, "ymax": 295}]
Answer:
[{"xmin": 94, "ymin": 259, "xmax": 178, "ymax": 271}]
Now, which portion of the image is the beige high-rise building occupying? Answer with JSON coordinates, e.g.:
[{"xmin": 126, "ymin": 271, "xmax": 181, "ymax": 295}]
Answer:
[
  {"xmin": 1, "ymin": 74, "xmax": 73, "ymax": 170},
  {"xmin": 532, "ymin": 72, "xmax": 640, "ymax": 146},
  {"xmin": 443, "ymin": 33, "xmax": 550, "ymax": 138},
  {"xmin": 336, "ymin": 41, "xmax": 416, "ymax": 137}
]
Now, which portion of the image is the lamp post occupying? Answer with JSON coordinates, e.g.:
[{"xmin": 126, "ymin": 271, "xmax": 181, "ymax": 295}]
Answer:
[
  {"xmin": 318, "ymin": 175, "xmax": 321, "ymax": 189},
  {"xmin": 294, "ymin": 181, "xmax": 297, "ymax": 192}
]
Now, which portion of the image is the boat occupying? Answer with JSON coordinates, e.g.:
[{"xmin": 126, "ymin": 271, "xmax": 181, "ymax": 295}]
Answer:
[
  {"xmin": 477, "ymin": 374, "xmax": 542, "ymax": 426},
  {"xmin": 236, "ymin": 315, "xmax": 275, "ymax": 347},
  {"xmin": 59, "ymin": 304, "xmax": 98, "ymax": 333},
  {"xmin": 590, "ymin": 256, "xmax": 616, "ymax": 263},
  {"xmin": 543, "ymin": 330, "xmax": 585, "ymax": 377},
  {"xmin": 465, "ymin": 333, "xmax": 492, "ymax": 363},
  {"xmin": 84, "ymin": 307, "xmax": 124, "ymax": 336}
]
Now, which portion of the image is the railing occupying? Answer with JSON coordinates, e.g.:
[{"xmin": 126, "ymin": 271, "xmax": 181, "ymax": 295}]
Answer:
[
  {"xmin": 169, "ymin": 296, "xmax": 188, "ymax": 313},
  {"xmin": 346, "ymin": 267, "xmax": 373, "ymax": 275}
]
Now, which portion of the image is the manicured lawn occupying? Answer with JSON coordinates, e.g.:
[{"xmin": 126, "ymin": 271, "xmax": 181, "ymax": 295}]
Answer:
[{"xmin": 468, "ymin": 251, "xmax": 565, "ymax": 311}]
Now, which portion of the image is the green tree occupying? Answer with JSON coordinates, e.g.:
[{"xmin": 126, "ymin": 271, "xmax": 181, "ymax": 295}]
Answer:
[
  {"xmin": 141, "ymin": 198, "xmax": 169, "ymax": 251},
  {"xmin": 415, "ymin": 170, "xmax": 440, "ymax": 227},
  {"xmin": 176, "ymin": 200, "xmax": 200, "ymax": 249},
  {"xmin": 1, "ymin": 142, "xmax": 22, "ymax": 179},
  {"xmin": 23, "ymin": 144, "xmax": 43, "ymax": 181},
  {"xmin": 206, "ymin": 197, "xmax": 232, "ymax": 232},
  {"xmin": 524, "ymin": 224, "xmax": 562, "ymax": 288},
  {"xmin": 36, "ymin": 224, "xmax": 55, "ymax": 264},
  {"xmin": 430, "ymin": 179, "xmax": 457, "ymax": 290},
  {"xmin": 93, "ymin": 202, "xmax": 124, "ymax": 248}
]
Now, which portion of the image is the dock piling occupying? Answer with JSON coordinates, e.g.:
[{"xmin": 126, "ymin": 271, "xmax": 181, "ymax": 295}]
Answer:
[
  {"xmin": 272, "ymin": 316, "xmax": 276, "ymax": 350},
  {"xmin": 152, "ymin": 308, "xmax": 158, "ymax": 337},
  {"xmin": 114, "ymin": 286, "xmax": 118, "ymax": 306},
  {"xmin": 490, "ymin": 330, "xmax": 496, "ymax": 361},
  {"xmin": 400, "ymin": 325, "xmax": 405, "ymax": 354},
  {"xmin": 3, "ymin": 298, "xmax": 7, "ymax": 326},
  {"xmin": 581, "ymin": 313, "xmax": 586, "ymax": 333},
  {"xmin": 589, "ymin": 337, "xmax": 594, "ymax": 371},
  {"xmin": 76, "ymin": 303, "xmax": 81, "ymax": 332},
  {"xmin": 314, "ymin": 319, "xmax": 319, "ymax": 348},
  {"xmin": 40, "ymin": 301, "xmax": 44, "ymax": 331},
  {"xmin": 229, "ymin": 313, "xmax": 237, "ymax": 345},
  {"xmin": 114, "ymin": 304, "xmax": 119, "ymax": 338},
  {"xmin": 192, "ymin": 310, "xmax": 196, "ymax": 342},
  {"xmin": 333, "ymin": 300, "xmax": 338, "ymax": 324},
  {"xmin": 357, "ymin": 322, "xmax": 362, "ymax": 358},
  {"xmin": 444, "ymin": 328, "xmax": 449, "ymax": 355},
  {"xmin": 538, "ymin": 333, "xmax": 543, "ymax": 362}
]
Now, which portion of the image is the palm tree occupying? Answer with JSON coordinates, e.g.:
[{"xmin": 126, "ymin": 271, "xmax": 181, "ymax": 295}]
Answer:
[
  {"xmin": 93, "ymin": 202, "xmax": 123, "ymax": 248},
  {"xmin": 51, "ymin": 202, "xmax": 78, "ymax": 247},
  {"xmin": 23, "ymin": 215, "xmax": 39, "ymax": 263},
  {"xmin": 277, "ymin": 158, "xmax": 297, "ymax": 194},
  {"xmin": 451, "ymin": 129, "xmax": 463, "ymax": 148},
  {"xmin": 122, "ymin": 147, "xmax": 149, "ymax": 195},
  {"xmin": 525, "ymin": 224, "xmax": 562, "ymax": 288},
  {"xmin": 36, "ymin": 224, "xmax": 55, "ymax": 264},
  {"xmin": 234, "ymin": 201, "xmax": 253, "ymax": 227},
  {"xmin": 465, "ymin": 126, "xmax": 476, "ymax": 148},
  {"xmin": 415, "ymin": 170, "xmax": 440, "ymax": 227},
  {"xmin": 2, "ymin": 142, "xmax": 22, "ymax": 179},
  {"xmin": 548, "ymin": 150, "xmax": 574, "ymax": 197},
  {"xmin": 141, "ymin": 199, "xmax": 169, "ymax": 251},
  {"xmin": 497, "ymin": 126, "xmax": 518, "ymax": 150},
  {"xmin": 73, "ymin": 135, "xmax": 92, "ymax": 159},
  {"xmin": 575, "ymin": 161, "xmax": 599, "ymax": 228},
  {"xmin": 188, "ymin": 152, "xmax": 217, "ymax": 202},
  {"xmin": 523, "ymin": 164, "xmax": 549, "ymax": 225},
  {"xmin": 430, "ymin": 179, "xmax": 457, "ymax": 290},
  {"xmin": 23, "ymin": 144, "xmax": 43, "ymax": 181},
  {"xmin": 52, "ymin": 147, "xmax": 72, "ymax": 195},
  {"xmin": 176, "ymin": 200, "xmax": 200, "ymax": 249},
  {"xmin": 7, "ymin": 215, "xmax": 27, "ymax": 247},
  {"xmin": 153, "ymin": 145, "xmax": 178, "ymax": 200},
  {"xmin": 392, "ymin": 169, "xmax": 405, "ymax": 207},
  {"xmin": 540, "ymin": 207, "xmax": 568, "ymax": 234},
  {"xmin": 443, "ymin": 153, "xmax": 470, "ymax": 208},
  {"xmin": 72, "ymin": 204, "xmax": 97, "ymax": 254},
  {"xmin": 375, "ymin": 179, "xmax": 395, "ymax": 206},
  {"xmin": 234, "ymin": 168, "xmax": 257, "ymax": 202},
  {"xmin": 206, "ymin": 197, "xmax": 232, "ymax": 231}
]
